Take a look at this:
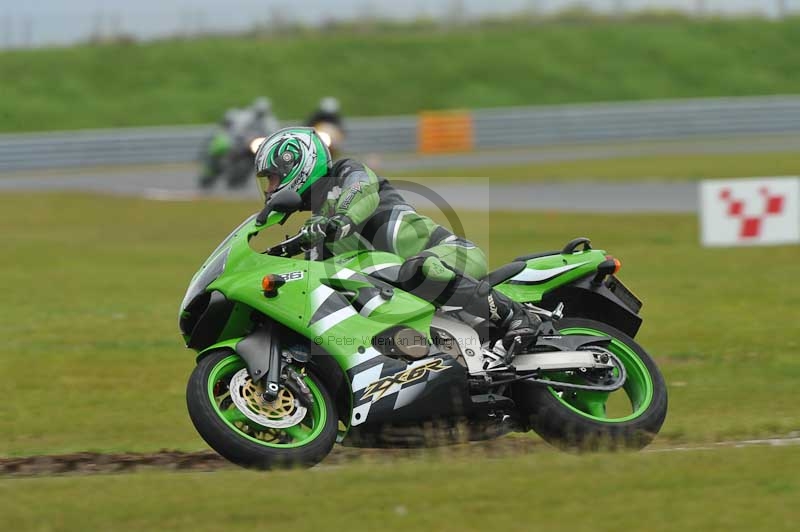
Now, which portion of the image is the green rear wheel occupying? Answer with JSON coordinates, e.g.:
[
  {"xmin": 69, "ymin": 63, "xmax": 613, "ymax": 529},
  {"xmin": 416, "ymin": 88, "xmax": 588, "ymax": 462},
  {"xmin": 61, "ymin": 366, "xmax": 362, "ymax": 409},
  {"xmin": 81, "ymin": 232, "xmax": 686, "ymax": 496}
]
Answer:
[
  {"xmin": 187, "ymin": 350, "xmax": 337, "ymax": 469},
  {"xmin": 515, "ymin": 318, "xmax": 668, "ymax": 450}
]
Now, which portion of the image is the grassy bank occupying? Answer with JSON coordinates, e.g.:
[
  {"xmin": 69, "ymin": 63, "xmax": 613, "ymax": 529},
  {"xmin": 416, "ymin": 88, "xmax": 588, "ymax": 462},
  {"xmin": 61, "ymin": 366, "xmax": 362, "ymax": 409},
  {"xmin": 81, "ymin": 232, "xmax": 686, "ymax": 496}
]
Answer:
[
  {"xmin": 0, "ymin": 193, "xmax": 798, "ymax": 456},
  {"xmin": 2, "ymin": 446, "xmax": 798, "ymax": 532},
  {"xmin": 2, "ymin": 18, "xmax": 800, "ymax": 132}
]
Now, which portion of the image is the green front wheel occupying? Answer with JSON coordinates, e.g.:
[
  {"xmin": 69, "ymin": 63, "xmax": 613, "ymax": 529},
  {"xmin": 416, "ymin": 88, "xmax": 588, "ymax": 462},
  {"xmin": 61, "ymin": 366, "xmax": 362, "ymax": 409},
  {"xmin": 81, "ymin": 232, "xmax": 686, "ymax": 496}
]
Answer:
[{"xmin": 187, "ymin": 350, "xmax": 337, "ymax": 469}]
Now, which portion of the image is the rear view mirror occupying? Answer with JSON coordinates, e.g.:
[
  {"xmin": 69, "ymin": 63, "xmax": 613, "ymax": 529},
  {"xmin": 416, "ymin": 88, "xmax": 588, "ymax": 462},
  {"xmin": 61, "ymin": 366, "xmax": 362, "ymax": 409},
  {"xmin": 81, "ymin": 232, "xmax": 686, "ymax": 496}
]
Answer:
[
  {"xmin": 270, "ymin": 189, "xmax": 303, "ymax": 213},
  {"xmin": 256, "ymin": 188, "xmax": 303, "ymax": 225}
]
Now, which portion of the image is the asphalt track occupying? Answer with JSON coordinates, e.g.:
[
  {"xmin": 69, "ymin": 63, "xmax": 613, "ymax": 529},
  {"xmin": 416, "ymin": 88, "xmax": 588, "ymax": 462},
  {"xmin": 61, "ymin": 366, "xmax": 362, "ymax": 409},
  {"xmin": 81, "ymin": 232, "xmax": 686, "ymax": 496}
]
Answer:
[
  {"xmin": 0, "ymin": 164, "xmax": 699, "ymax": 213},
  {"xmin": 4, "ymin": 133, "xmax": 800, "ymax": 211},
  {"xmin": 8, "ymin": 133, "xmax": 800, "ymax": 212}
]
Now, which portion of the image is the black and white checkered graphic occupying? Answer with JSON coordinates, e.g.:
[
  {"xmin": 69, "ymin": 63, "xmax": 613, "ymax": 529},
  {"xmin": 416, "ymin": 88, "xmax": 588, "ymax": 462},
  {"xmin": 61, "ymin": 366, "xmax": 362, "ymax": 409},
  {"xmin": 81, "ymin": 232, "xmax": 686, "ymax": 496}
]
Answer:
[{"xmin": 347, "ymin": 353, "xmax": 452, "ymax": 426}]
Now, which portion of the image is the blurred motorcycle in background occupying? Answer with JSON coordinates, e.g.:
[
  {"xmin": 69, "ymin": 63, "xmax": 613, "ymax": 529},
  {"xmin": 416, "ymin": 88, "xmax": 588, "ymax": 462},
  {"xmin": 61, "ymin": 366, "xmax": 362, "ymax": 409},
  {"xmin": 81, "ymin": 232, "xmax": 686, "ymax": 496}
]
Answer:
[
  {"xmin": 198, "ymin": 98, "xmax": 280, "ymax": 190},
  {"xmin": 306, "ymin": 97, "xmax": 345, "ymax": 159},
  {"xmin": 311, "ymin": 120, "xmax": 345, "ymax": 159}
]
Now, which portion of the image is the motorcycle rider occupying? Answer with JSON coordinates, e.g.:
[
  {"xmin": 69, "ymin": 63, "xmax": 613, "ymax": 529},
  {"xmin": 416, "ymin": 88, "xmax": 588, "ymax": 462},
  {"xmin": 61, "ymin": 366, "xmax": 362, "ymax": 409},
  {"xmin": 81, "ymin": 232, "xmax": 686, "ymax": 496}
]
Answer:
[
  {"xmin": 248, "ymin": 97, "xmax": 281, "ymax": 138},
  {"xmin": 254, "ymin": 127, "xmax": 540, "ymax": 353},
  {"xmin": 305, "ymin": 97, "xmax": 344, "ymax": 159},
  {"xmin": 305, "ymin": 97, "xmax": 343, "ymax": 130},
  {"xmin": 228, "ymin": 97, "xmax": 280, "ymax": 146}
]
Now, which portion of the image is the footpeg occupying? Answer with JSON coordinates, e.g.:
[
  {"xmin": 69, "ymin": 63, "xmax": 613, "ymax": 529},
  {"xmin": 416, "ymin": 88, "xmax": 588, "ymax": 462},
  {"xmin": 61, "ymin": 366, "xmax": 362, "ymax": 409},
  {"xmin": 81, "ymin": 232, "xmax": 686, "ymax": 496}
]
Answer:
[
  {"xmin": 470, "ymin": 394, "xmax": 515, "ymax": 412},
  {"xmin": 504, "ymin": 335, "xmax": 522, "ymax": 364}
]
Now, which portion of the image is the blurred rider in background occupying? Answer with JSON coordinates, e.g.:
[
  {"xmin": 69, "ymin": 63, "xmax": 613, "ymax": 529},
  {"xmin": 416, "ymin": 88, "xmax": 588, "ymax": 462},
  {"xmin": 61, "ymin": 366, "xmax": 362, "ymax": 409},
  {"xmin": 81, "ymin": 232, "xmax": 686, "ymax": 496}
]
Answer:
[
  {"xmin": 247, "ymin": 97, "xmax": 281, "ymax": 139},
  {"xmin": 305, "ymin": 97, "xmax": 345, "ymax": 158},
  {"xmin": 229, "ymin": 97, "xmax": 281, "ymax": 144},
  {"xmin": 305, "ymin": 97, "xmax": 343, "ymax": 129}
]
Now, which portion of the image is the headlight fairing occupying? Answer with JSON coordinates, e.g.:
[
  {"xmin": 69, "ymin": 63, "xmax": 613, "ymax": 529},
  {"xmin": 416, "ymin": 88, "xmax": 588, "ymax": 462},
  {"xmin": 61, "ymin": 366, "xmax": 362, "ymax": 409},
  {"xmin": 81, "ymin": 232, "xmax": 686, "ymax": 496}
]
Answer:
[{"xmin": 180, "ymin": 247, "xmax": 231, "ymax": 316}]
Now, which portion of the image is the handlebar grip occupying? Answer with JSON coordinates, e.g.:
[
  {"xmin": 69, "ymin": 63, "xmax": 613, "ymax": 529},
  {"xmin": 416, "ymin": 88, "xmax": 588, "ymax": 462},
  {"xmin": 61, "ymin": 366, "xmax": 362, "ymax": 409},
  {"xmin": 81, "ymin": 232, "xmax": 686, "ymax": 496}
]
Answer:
[{"xmin": 267, "ymin": 234, "xmax": 305, "ymax": 257}]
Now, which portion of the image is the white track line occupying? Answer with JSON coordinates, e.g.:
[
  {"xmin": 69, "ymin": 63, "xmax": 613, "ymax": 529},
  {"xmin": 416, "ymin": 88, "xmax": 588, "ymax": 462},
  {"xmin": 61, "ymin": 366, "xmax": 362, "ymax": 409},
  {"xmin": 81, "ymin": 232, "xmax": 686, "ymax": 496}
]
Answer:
[{"xmin": 646, "ymin": 434, "xmax": 800, "ymax": 454}]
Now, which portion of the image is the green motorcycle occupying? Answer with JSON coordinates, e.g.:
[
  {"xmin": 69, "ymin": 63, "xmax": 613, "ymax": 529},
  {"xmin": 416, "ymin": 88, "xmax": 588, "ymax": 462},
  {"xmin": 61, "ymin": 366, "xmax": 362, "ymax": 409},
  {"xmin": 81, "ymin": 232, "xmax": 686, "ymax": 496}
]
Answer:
[
  {"xmin": 181, "ymin": 190, "xmax": 667, "ymax": 469},
  {"xmin": 198, "ymin": 131, "xmax": 260, "ymax": 190}
]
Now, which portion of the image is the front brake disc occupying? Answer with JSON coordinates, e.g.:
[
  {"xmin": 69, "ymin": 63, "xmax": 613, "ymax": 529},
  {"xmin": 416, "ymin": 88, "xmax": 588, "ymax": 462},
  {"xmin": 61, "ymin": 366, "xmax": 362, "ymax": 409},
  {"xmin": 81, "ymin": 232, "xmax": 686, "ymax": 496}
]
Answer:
[{"xmin": 229, "ymin": 369, "xmax": 308, "ymax": 428}]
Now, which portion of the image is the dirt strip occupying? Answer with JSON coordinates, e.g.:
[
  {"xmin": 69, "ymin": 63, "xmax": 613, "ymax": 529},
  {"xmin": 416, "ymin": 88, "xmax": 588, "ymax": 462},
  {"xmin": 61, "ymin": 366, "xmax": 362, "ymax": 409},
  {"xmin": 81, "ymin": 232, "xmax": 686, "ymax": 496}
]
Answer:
[
  {"xmin": 0, "ymin": 439, "xmax": 546, "ymax": 477},
  {"xmin": 2, "ymin": 436, "xmax": 798, "ymax": 478}
]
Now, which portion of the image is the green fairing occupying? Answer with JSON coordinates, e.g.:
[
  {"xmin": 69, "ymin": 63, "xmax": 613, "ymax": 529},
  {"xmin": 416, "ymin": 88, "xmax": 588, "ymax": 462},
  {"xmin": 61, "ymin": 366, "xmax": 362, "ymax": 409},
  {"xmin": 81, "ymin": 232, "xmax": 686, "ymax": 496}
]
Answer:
[
  {"xmin": 493, "ymin": 251, "xmax": 607, "ymax": 303},
  {"xmin": 195, "ymin": 214, "xmax": 434, "ymax": 372},
  {"xmin": 185, "ymin": 214, "xmax": 603, "ymax": 372},
  {"xmin": 208, "ymin": 132, "xmax": 231, "ymax": 156},
  {"xmin": 195, "ymin": 338, "xmax": 244, "ymax": 362}
]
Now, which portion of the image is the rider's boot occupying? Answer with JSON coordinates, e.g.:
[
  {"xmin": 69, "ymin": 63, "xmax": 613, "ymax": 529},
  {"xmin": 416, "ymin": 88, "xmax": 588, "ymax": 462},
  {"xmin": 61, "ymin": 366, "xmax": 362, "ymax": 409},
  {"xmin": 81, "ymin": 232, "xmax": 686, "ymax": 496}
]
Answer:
[
  {"xmin": 398, "ymin": 255, "xmax": 542, "ymax": 354},
  {"xmin": 460, "ymin": 283, "xmax": 542, "ymax": 354}
]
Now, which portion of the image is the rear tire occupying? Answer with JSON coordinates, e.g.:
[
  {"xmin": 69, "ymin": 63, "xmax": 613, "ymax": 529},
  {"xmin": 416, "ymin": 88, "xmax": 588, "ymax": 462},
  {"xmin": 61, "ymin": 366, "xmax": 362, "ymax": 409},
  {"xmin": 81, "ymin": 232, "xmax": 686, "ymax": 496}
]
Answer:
[
  {"xmin": 187, "ymin": 350, "xmax": 337, "ymax": 469},
  {"xmin": 515, "ymin": 318, "xmax": 667, "ymax": 450}
]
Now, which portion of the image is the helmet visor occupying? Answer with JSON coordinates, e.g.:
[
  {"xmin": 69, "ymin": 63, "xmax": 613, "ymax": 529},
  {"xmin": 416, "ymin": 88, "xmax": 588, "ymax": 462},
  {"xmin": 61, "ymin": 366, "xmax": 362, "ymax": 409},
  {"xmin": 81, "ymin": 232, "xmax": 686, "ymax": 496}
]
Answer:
[{"xmin": 256, "ymin": 173, "xmax": 282, "ymax": 201}]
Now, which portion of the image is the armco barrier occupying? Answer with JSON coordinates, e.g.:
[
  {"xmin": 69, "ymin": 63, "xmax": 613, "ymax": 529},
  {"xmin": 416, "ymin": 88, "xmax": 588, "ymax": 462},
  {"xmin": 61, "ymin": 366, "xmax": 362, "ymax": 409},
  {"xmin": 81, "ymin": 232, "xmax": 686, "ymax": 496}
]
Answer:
[
  {"xmin": 1, "ymin": 96, "xmax": 799, "ymax": 171},
  {"xmin": 418, "ymin": 111, "xmax": 475, "ymax": 153}
]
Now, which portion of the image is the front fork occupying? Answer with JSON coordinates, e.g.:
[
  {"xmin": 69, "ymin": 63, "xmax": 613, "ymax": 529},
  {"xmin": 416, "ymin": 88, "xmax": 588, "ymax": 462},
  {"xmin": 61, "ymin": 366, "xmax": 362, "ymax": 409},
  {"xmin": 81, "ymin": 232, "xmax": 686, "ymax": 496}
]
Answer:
[
  {"xmin": 263, "ymin": 325, "xmax": 282, "ymax": 400},
  {"xmin": 196, "ymin": 321, "xmax": 312, "ymax": 405}
]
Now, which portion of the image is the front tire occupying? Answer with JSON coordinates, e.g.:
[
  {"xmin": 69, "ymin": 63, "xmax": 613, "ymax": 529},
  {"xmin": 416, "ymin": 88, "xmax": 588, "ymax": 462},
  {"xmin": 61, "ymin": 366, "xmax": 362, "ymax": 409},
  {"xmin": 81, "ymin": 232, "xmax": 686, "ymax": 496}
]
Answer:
[
  {"xmin": 515, "ymin": 318, "xmax": 667, "ymax": 450},
  {"xmin": 187, "ymin": 350, "xmax": 337, "ymax": 469}
]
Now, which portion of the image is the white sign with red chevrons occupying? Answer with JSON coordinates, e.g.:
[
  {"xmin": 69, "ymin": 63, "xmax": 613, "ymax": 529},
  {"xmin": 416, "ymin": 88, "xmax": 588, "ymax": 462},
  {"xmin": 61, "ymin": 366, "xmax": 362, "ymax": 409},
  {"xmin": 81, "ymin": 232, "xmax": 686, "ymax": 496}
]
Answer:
[{"xmin": 700, "ymin": 177, "xmax": 800, "ymax": 247}]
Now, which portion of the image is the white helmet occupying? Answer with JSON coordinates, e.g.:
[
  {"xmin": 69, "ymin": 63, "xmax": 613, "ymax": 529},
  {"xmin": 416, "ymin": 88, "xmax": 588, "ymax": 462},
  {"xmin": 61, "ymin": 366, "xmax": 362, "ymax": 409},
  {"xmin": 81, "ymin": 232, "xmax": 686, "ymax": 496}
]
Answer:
[
  {"xmin": 252, "ymin": 97, "xmax": 272, "ymax": 116},
  {"xmin": 319, "ymin": 97, "xmax": 340, "ymax": 114}
]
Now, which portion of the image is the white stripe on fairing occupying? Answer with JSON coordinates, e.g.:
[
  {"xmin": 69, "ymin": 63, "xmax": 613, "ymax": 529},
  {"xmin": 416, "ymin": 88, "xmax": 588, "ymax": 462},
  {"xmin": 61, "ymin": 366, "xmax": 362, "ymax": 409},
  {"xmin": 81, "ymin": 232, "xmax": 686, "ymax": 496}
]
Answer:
[
  {"xmin": 351, "ymin": 363, "xmax": 384, "ymax": 391},
  {"xmin": 362, "ymin": 263, "xmax": 400, "ymax": 274},
  {"xmin": 332, "ymin": 268, "xmax": 357, "ymax": 280},
  {"xmin": 310, "ymin": 285, "xmax": 337, "ymax": 312},
  {"xmin": 509, "ymin": 262, "xmax": 590, "ymax": 283},
  {"xmin": 311, "ymin": 306, "xmax": 357, "ymax": 336},
  {"xmin": 351, "ymin": 402, "xmax": 372, "ymax": 426},
  {"xmin": 360, "ymin": 294, "xmax": 386, "ymax": 317}
]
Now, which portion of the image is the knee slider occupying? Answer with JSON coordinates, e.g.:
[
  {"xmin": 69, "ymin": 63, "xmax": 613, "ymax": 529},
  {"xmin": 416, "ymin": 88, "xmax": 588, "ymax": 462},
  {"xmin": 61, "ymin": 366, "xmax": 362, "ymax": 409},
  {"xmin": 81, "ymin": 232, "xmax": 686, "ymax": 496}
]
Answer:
[
  {"xmin": 421, "ymin": 256, "xmax": 456, "ymax": 283},
  {"xmin": 397, "ymin": 255, "xmax": 428, "ymax": 285}
]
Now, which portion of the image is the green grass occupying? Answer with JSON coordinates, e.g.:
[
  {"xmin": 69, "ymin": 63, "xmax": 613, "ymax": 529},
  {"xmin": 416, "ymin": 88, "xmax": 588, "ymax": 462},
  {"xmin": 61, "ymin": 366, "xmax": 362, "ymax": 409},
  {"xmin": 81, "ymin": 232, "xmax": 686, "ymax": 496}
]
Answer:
[
  {"xmin": 401, "ymin": 150, "xmax": 800, "ymax": 182},
  {"xmin": 0, "ymin": 192, "xmax": 798, "ymax": 456},
  {"xmin": 2, "ymin": 18, "xmax": 800, "ymax": 132},
  {"xmin": 2, "ymin": 446, "xmax": 799, "ymax": 532}
]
